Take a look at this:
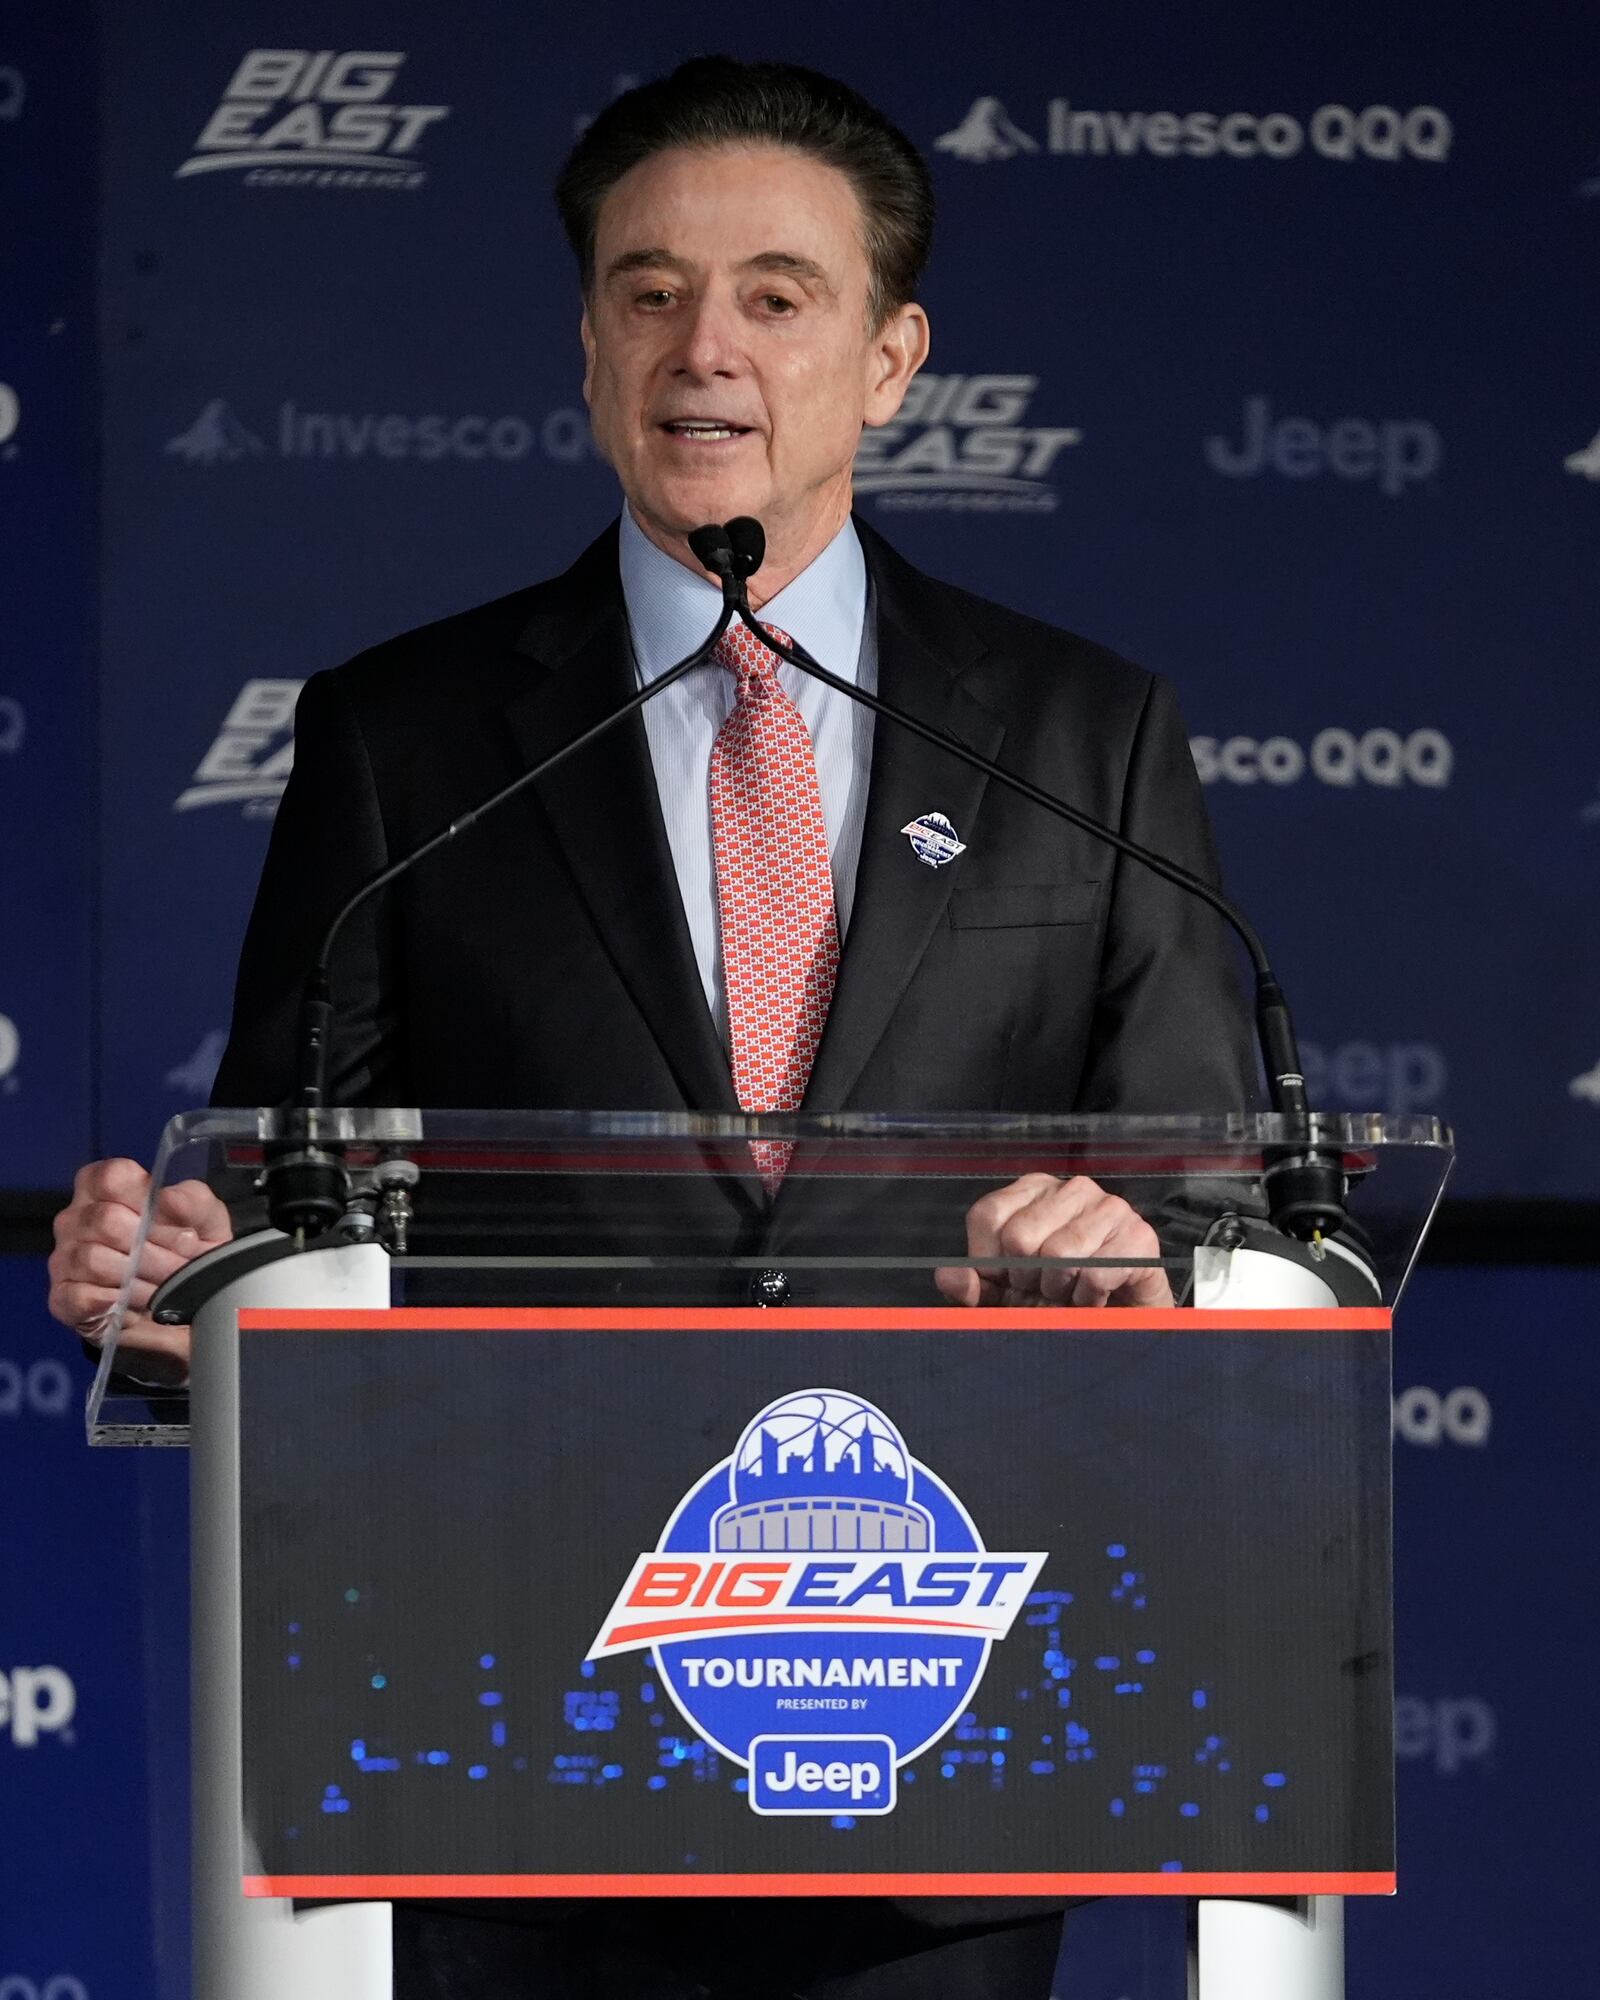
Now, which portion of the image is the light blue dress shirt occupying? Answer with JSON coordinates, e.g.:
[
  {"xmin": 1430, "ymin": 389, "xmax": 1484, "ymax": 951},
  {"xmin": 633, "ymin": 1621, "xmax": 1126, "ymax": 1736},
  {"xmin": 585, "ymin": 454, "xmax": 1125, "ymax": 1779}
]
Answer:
[{"xmin": 618, "ymin": 505, "xmax": 877, "ymax": 1041}]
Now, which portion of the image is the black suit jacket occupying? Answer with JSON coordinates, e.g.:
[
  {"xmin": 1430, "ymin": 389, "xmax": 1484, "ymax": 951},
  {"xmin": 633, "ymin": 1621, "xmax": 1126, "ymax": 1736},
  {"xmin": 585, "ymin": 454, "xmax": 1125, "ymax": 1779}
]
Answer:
[{"xmin": 212, "ymin": 516, "xmax": 1254, "ymax": 1268}]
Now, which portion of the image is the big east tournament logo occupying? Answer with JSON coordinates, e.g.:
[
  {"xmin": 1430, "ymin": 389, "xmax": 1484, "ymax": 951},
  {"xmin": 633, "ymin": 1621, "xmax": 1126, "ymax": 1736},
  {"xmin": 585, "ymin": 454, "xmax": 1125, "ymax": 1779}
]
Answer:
[{"xmin": 588, "ymin": 1390, "xmax": 1045, "ymax": 1815}]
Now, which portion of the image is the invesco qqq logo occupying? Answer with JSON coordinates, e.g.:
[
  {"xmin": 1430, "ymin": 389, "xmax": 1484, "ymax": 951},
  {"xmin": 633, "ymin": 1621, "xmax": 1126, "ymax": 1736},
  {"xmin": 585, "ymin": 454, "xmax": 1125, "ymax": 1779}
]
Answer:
[
  {"xmin": 0, "ymin": 1012, "xmax": 18, "ymax": 1091},
  {"xmin": 1191, "ymin": 729, "xmax": 1452, "ymax": 788},
  {"xmin": 1, "ymin": 1667, "xmax": 76, "ymax": 1747},
  {"xmin": 936, "ymin": 97, "xmax": 1451, "ymax": 165},
  {"xmin": 853, "ymin": 375, "xmax": 1080, "ymax": 512},
  {"xmin": 177, "ymin": 50, "xmax": 450, "ymax": 188},
  {"xmin": 165, "ymin": 399, "xmax": 548, "ymax": 465},
  {"xmin": 588, "ymin": 1390, "xmax": 1045, "ymax": 1815}
]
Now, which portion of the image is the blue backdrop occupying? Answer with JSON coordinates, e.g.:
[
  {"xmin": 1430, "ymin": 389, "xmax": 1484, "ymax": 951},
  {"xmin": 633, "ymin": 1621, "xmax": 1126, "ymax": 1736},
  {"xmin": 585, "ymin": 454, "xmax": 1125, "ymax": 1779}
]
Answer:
[{"xmin": 3, "ymin": 3, "xmax": 1598, "ymax": 1994}]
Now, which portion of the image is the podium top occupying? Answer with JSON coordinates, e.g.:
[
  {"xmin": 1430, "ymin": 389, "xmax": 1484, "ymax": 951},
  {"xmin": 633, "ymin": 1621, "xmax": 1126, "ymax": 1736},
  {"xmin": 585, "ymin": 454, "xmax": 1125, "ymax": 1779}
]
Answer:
[{"xmin": 87, "ymin": 1107, "xmax": 1451, "ymax": 1443}]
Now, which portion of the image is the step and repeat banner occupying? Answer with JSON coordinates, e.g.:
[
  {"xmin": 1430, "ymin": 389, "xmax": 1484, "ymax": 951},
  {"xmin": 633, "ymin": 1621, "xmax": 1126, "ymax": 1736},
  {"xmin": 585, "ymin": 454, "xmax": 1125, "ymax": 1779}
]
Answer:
[
  {"xmin": 76, "ymin": 0, "xmax": 1599, "ymax": 1198},
  {"xmin": 2, "ymin": 4, "xmax": 1598, "ymax": 1998}
]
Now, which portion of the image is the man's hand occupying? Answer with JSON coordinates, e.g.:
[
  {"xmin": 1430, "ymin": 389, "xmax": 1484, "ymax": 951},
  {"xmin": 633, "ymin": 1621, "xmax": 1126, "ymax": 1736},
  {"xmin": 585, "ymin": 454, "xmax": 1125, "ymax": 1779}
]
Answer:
[
  {"xmin": 48, "ymin": 1159, "xmax": 233, "ymax": 1382},
  {"xmin": 936, "ymin": 1173, "xmax": 1174, "ymax": 1309}
]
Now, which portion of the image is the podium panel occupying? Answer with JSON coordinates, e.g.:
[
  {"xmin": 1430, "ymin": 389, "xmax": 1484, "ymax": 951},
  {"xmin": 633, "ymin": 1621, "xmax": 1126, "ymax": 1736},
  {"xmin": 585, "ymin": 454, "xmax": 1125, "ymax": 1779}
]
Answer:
[{"xmin": 236, "ymin": 1304, "xmax": 1393, "ymax": 1899}]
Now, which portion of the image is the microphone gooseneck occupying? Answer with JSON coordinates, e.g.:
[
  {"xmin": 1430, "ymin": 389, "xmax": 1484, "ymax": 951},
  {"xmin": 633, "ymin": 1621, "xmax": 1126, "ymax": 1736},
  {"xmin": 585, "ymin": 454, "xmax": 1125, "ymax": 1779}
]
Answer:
[
  {"xmin": 727, "ymin": 537, "xmax": 1346, "ymax": 1243},
  {"xmin": 267, "ymin": 544, "xmax": 743, "ymax": 1238}
]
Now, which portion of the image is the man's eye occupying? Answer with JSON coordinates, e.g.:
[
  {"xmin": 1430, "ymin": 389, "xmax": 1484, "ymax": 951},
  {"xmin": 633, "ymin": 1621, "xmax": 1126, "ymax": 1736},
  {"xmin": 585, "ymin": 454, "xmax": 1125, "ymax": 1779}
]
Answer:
[
  {"xmin": 761, "ymin": 294, "xmax": 798, "ymax": 315},
  {"xmin": 635, "ymin": 289, "xmax": 674, "ymax": 308}
]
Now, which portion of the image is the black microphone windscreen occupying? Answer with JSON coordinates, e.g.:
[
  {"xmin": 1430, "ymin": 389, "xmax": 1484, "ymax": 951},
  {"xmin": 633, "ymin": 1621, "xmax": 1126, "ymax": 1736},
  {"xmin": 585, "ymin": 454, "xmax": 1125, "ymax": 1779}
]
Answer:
[
  {"xmin": 687, "ymin": 523, "xmax": 734, "ymax": 576},
  {"xmin": 726, "ymin": 517, "xmax": 766, "ymax": 579}
]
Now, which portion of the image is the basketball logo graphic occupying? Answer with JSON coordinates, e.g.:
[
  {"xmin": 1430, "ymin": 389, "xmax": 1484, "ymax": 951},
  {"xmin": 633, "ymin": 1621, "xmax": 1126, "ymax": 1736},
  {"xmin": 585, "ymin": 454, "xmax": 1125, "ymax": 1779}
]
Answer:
[{"xmin": 587, "ymin": 1389, "xmax": 1047, "ymax": 1814}]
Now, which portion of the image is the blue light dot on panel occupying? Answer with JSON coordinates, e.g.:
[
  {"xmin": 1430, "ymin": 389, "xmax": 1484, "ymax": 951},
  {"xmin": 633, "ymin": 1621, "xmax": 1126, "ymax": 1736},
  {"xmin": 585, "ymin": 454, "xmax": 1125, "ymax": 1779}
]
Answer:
[
  {"xmin": 345, "ymin": 1589, "xmax": 360, "ymax": 1604},
  {"xmin": 1161, "ymin": 1861, "xmax": 1183, "ymax": 1873},
  {"xmin": 370, "ymin": 1675, "xmax": 387, "ymax": 1690},
  {"xmin": 1180, "ymin": 1802, "xmax": 1200, "ymax": 1818},
  {"xmin": 1106, "ymin": 1544, "xmax": 1126, "ymax": 1558},
  {"xmin": 1121, "ymin": 1571, "xmax": 1137, "ymax": 1585},
  {"xmin": 285, "ymin": 1828, "xmax": 298, "ymax": 1840},
  {"xmin": 641, "ymin": 1683, "xmax": 656, "ymax": 1703},
  {"xmin": 648, "ymin": 1775, "xmax": 668, "ymax": 1791},
  {"xmin": 288, "ymin": 1622, "xmax": 300, "ymax": 1635},
  {"xmin": 1136, "ymin": 1780, "xmax": 1154, "ymax": 1793},
  {"xmin": 351, "ymin": 1740, "xmax": 366, "ymax": 1761},
  {"xmin": 1192, "ymin": 1690, "xmax": 1208, "ymax": 1709},
  {"xmin": 1136, "ymin": 1649, "xmax": 1156, "ymax": 1664},
  {"xmin": 1094, "ymin": 1656, "xmax": 1119, "ymax": 1670},
  {"xmin": 733, "ymin": 1777, "xmax": 748, "ymax": 1793},
  {"xmin": 324, "ymin": 1785, "xmax": 340, "ymax": 1797},
  {"xmin": 1218, "ymin": 1760, "xmax": 1231, "ymax": 1772},
  {"xmin": 831, "ymin": 1816, "xmax": 856, "ymax": 1830},
  {"xmin": 479, "ymin": 1654, "xmax": 495, "ymax": 1669},
  {"xmin": 941, "ymin": 1764, "xmax": 955, "ymax": 1779},
  {"xmin": 555, "ymin": 1755, "xmax": 567, "ymax": 1770},
  {"xmin": 602, "ymin": 1764, "xmax": 623, "ymax": 1780},
  {"xmin": 513, "ymin": 1757, "xmax": 527, "ymax": 1771},
  {"xmin": 1256, "ymin": 1804, "xmax": 1270, "ymax": 1823},
  {"xmin": 427, "ymin": 1751, "xmax": 449, "ymax": 1766},
  {"xmin": 491, "ymin": 1722, "xmax": 506, "ymax": 1747},
  {"xmin": 1263, "ymin": 1772, "xmax": 1287, "ymax": 1787},
  {"xmin": 580, "ymin": 1662, "xmax": 595, "ymax": 1678},
  {"xmin": 286, "ymin": 1655, "xmax": 301, "ymax": 1670},
  {"xmin": 479, "ymin": 1692, "xmax": 503, "ymax": 1707},
  {"xmin": 1030, "ymin": 1760, "xmax": 1055, "ymax": 1776},
  {"xmin": 1110, "ymin": 1798, "xmax": 1125, "ymax": 1817},
  {"xmin": 468, "ymin": 1765, "xmax": 488, "ymax": 1781},
  {"xmin": 1133, "ymin": 1596, "xmax": 1146, "ymax": 1609},
  {"xmin": 903, "ymin": 1770, "xmax": 916, "ymax": 1784},
  {"xmin": 991, "ymin": 1751, "xmax": 1005, "ymax": 1767},
  {"xmin": 991, "ymin": 1726, "xmax": 1010, "ymax": 1741}
]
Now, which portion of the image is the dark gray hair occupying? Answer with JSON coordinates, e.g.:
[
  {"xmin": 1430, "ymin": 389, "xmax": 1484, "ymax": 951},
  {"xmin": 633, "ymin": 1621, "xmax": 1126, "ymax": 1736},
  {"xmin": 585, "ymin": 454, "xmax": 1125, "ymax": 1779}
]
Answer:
[{"xmin": 554, "ymin": 56, "xmax": 934, "ymax": 328}]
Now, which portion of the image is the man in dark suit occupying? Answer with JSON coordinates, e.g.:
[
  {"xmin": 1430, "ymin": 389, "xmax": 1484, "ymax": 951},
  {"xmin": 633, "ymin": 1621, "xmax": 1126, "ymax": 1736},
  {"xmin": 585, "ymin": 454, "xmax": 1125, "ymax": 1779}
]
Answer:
[{"xmin": 51, "ymin": 55, "xmax": 1253, "ymax": 1997}]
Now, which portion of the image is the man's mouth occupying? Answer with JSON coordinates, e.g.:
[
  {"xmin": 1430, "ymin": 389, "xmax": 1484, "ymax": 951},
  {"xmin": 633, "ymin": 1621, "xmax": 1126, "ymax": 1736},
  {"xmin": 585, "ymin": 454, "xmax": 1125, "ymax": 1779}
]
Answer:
[{"xmin": 658, "ymin": 419, "xmax": 755, "ymax": 442}]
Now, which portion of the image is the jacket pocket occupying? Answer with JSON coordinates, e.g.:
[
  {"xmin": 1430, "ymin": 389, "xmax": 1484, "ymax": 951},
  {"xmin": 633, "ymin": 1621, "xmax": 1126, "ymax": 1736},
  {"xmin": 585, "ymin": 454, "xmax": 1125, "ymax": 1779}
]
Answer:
[{"xmin": 947, "ymin": 881, "xmax": 1101, "ymax": 929}]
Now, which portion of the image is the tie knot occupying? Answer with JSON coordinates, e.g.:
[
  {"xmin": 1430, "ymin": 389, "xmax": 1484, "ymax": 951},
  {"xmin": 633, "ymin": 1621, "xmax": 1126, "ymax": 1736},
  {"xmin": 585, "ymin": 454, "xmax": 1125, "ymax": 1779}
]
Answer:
[{"xmin": 714, "ymin": 620, "xmax": 793, "ymax": 693}]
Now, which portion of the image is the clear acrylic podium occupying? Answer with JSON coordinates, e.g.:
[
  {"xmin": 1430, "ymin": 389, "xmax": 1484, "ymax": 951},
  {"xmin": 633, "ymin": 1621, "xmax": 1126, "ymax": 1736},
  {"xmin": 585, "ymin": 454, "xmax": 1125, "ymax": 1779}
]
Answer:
[{"xmin": 87, "ymin": 1107, "xmax": 1453, "ymax": 2000}]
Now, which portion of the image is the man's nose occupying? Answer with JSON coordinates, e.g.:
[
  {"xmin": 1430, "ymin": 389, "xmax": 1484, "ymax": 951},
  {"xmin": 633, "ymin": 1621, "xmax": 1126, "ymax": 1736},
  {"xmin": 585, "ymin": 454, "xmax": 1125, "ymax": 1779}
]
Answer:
[{"xmin": 667, "ymin": 295, "xmax": 746, "ymax": 379}]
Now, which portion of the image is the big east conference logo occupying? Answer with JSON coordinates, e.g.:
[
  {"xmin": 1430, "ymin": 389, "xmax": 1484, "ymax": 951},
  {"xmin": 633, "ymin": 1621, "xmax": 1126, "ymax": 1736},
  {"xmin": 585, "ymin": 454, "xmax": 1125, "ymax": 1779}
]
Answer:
[{"xmin": 588, "ymin": 1390, "xmax": 1045, "ymax": 1815}]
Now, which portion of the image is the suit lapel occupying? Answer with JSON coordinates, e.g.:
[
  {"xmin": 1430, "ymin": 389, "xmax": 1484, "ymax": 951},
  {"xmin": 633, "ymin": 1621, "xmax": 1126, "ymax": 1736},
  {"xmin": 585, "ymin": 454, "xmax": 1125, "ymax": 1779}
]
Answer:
[
  {"xmin": 502, "ymin": 532, "xmax": 740, "ymax": 1120},
  {"xmin": 802, "ymin": 526, "xmax": 1005, "ymax": 1113}
]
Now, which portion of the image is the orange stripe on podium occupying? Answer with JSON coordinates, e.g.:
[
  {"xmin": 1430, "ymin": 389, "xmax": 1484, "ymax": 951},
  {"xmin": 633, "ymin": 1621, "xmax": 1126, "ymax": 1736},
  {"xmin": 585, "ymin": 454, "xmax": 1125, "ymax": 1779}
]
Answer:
[
  {"xmin": 237, "ymin": 1306, "xmax": 1392, "ymax": 1332},
  {"xmin": 246, "ymin": 1869, "xmax": 1396, "ymax": 1899}
]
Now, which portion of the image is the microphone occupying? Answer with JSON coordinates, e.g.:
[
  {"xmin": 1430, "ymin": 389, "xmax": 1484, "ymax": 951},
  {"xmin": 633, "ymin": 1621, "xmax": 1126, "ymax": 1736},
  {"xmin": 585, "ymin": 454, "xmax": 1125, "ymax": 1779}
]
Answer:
[
  {"xmin": 719, "ymin": 515, "xmax": 1347, "ymax": 1243},
  {"xmin": 266, "ymin": 532, "xmax": 742, "ymax": 1238}
]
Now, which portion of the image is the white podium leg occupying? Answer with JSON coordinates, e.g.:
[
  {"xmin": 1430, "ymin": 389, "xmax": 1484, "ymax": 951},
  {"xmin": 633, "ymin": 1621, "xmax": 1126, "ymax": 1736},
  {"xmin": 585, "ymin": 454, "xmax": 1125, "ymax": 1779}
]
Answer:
[
  {"xmin": 1194, "ymin": 1895, "xmax": 1344, "ymax": 2000},
  {"xmin": 191, "ymin": 1237, "xmax": 394, "ymax": 2000},
  {"xmin": 1188, "ymin": 1239, "xmax": 1354, "ymax": 2000}
]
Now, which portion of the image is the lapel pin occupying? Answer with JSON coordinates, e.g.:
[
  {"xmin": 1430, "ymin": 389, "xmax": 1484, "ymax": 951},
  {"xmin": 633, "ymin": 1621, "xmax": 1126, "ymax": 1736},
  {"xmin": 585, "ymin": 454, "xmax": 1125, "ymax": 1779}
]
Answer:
[{"xmin": 900, "ymin": 812, "xmax": 968, "ymax": 869}]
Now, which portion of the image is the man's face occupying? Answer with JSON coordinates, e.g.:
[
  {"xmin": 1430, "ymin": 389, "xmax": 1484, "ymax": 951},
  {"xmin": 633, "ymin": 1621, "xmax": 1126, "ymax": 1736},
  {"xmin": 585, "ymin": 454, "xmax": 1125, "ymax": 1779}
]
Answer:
[{"xmin": 581, "ymin": 142, "xmax": 926, "ymax": 565}]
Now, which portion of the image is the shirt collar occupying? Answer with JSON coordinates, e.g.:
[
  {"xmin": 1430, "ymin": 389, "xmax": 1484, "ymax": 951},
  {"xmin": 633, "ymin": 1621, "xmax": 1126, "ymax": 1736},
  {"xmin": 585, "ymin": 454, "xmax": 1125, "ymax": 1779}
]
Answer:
[{"xmin": 618, "ymin": 503, "xmax": 867, "ymax": 687}]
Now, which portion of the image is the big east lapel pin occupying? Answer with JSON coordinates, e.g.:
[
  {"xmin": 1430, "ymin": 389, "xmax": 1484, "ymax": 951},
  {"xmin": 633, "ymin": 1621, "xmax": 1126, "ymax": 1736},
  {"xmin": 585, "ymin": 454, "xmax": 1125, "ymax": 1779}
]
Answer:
[{"xmin": 900, "ymin": 811, "xmax": 968, "ymax": 869}]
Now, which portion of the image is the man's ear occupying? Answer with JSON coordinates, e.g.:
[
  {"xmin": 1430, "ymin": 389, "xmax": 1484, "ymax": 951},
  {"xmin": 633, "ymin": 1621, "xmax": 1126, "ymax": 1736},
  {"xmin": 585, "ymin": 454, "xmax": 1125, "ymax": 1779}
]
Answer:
[
  {"xmin": 862, "ymin": 305, "xmax": 931, "ymax": 429},
  {"xmin": 580, "ymin": 304, "xmax": 596, "ymax": 407}
]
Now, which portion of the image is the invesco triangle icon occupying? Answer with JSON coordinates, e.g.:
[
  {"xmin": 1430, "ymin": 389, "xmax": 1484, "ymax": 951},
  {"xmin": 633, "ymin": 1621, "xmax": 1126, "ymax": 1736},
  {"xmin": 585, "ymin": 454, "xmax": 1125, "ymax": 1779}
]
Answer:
[{"xmin": 588, "ymin": 1389, "xmax": 1047, "ymax": 1813}]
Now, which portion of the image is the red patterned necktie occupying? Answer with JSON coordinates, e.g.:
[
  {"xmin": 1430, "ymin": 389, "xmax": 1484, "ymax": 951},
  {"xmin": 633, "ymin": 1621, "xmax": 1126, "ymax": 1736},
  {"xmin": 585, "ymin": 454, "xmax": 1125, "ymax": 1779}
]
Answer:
[{"xmin": 709, "ymin": 620, "xmax": 840, "ymax": 1189}]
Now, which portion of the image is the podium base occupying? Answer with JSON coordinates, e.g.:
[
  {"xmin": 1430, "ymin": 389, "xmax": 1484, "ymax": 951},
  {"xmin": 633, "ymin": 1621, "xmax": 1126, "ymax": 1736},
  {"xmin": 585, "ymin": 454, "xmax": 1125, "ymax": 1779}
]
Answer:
[{"xmin": 1192, "ymin": 1894, "xmax": 1344, "ymax": 1999}]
